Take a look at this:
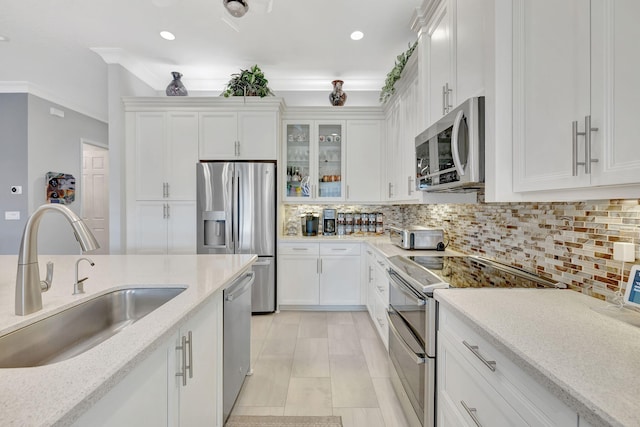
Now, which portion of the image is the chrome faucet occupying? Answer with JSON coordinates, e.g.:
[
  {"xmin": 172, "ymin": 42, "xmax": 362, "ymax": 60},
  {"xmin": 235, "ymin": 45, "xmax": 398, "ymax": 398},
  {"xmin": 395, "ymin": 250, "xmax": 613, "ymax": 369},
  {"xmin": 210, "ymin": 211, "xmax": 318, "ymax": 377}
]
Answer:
[
  {"xmin": 15, "ymin": 204, "xmax": 100, "ymax": 315},
  {"xmin": 74, "ymin": 257, "xmax": 95, "ymax": 295}
]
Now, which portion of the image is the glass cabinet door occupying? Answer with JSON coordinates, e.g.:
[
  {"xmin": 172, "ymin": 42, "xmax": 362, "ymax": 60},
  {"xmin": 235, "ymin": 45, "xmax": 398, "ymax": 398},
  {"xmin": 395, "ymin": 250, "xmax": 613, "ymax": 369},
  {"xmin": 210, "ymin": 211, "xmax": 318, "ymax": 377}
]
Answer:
[
  {"xmin": 316, "ymin": 122, "xmax": 344, "ymax": 200},
  {"xmin": 285, "ymin": 123, "xmax": 311, "ymax": 199}
]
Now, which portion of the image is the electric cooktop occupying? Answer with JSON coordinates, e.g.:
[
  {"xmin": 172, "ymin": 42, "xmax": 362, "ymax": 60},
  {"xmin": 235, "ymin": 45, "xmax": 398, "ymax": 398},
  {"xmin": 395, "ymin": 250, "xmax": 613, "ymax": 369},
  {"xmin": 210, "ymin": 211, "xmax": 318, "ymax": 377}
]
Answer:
[{"xmin": 387, "ymin": 255, "xmax": 567, "ymax": 293}]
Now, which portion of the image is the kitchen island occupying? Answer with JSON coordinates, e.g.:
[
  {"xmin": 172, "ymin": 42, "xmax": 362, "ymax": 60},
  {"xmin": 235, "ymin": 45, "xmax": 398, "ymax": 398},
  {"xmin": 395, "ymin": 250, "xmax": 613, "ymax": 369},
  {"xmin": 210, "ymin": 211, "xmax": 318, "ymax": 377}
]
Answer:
[
  {"xmin": 0, "ymin": 254, "xmax": 256, "ymax": 426},
  {"xmin": 435, "ymin": 288, "xmax": 640, "ymax": 427}
]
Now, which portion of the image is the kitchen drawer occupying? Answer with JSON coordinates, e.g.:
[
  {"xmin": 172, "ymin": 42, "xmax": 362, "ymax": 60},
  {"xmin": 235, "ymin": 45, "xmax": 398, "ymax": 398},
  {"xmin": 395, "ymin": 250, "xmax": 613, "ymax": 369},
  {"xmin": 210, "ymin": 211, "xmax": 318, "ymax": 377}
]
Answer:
[
  {"xmin": 439, "ymin": 306, "xmax": 577, "ymax": 426},
  {"xmin": 279, "ymin": 242, "xmax": 320, "ymax": 256},
  {"xmin": 320, "ymin": 242, "xmax": 361, "ymax": 256},
  {"xmin": 439, "ymin": 332, "xmax": 527, "ymax": 427}
]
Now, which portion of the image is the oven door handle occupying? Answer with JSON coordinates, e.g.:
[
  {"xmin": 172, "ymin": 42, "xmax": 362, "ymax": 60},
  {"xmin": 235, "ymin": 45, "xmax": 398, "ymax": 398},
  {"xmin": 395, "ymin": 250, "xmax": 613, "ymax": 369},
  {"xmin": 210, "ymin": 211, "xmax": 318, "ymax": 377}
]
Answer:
[
  {"xmin": 387, "ymin": 270, "xmax": 426, "ymax": 306},
  {"xmin": 387, "ymin": 309, "xmax": 426, "ymax": 364}
]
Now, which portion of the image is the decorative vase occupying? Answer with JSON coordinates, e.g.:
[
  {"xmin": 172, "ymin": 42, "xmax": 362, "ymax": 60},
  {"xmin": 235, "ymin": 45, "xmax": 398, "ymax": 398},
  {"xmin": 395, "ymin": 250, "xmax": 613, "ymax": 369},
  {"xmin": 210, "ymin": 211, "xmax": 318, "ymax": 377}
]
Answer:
[
  {"xmin": 166, "ymin": 72, "xmax": 188, "ymax": 96},
  {"xmin": 329, "ymin": 80, "xmax": 347, "ymax": 106}
]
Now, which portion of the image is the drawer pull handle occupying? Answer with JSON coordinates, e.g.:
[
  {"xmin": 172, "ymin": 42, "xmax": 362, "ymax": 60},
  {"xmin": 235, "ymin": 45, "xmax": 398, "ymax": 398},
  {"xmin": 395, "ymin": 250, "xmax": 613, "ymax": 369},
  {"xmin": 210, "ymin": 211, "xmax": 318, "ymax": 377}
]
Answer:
[
  {"xmin": 463, "ymin": 340, "xmax": 496, "ymax": 372},
  {"xmin": 292, "ymin": 248, "xmax": 309, "ymax": 251},
  {"xmin": 460, "ymin": 400, "xmax": 483, "ymax": 427},
  {"xmin": 331, "ymin": 248, "xmax": 348, "ymax": 251}
]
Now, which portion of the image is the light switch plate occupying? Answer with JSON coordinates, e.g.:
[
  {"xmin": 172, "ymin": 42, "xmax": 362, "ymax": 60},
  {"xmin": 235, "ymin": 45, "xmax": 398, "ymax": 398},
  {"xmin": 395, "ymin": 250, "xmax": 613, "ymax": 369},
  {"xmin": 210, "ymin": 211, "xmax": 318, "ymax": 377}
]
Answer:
[
  {"xmin": 613, "ymin": 242, "xmax": 635, "ymax": 262},
  {"xmin": 5, "ymin": 211, "xmax": 20, "ymax": 220}
]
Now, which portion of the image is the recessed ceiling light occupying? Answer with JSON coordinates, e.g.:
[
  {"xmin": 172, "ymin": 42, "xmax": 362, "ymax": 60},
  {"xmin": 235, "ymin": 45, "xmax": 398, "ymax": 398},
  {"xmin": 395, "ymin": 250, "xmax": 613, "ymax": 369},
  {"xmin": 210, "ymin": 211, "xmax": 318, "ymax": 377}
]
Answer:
[
  {"xmin": 160, "ymin": 31, "xmax": 176, "ymax": 41},
  {"xmin": 0, "ymin": 35, "xmax": 10, "ymax": 42},
  {"xmin": 350, "ymin": 31, "xmax": 364, "ymax": 41}
]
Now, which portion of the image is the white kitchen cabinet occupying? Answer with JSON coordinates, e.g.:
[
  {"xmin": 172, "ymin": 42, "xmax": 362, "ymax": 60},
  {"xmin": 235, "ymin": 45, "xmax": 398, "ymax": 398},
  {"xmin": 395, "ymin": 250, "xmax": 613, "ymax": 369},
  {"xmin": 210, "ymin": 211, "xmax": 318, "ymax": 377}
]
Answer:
[
  {"xmin": 364, "ymin": 246, "xmax": 389, "ymax": 349},
  {"xmin": 72, "ymin": 338, "xmax": 170, "ymax": 426},
  {"xmin": 130, "ymin": 201, "xmax": 196, "ymax": 254},
  {"xmin": 283, "ymin": 120, "xmax": 346, "ymax": 202},
  {"xmin": 383, "ymin": 54, "xmax": 422, "ymax": 203},
  {"xmin": 512, "ymin": 0, "xmax": 640, "ymax": 193},
  {"xmin": 423, "ymin": 0, "xmax": 486, "ymax": 127},
  {"xmin": 278, "ymin": 242, "xmax": 362, "ymax": 307},
  {"xmin": 133, "ymin": 112, "xmax": 199, "ymax": 201},
  {"xmin": 345, "ymin": 120, "xmax": 382, "ymax": 202},
  {"xmin": 438, "ymin": 305, "xmax": 578, "ymax": 427},
  {"xmin": 199, "ymin": 110, "xmax": 278, "ymax": 160},
  {"xmin": 169, "ymin": 292, "xmax": 223, "ymax": 427},
  {"xmin": 73, "ymin": 292, "xmax": 224, "ymax": 427}
]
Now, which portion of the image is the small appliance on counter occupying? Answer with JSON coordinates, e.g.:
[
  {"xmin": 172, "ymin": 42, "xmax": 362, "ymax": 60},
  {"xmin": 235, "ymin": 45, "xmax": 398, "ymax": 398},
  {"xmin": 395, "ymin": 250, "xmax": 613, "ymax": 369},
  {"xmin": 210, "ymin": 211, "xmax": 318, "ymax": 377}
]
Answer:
[
  {"xmin": 301, "ymin": 212, "xmax": 319, "ymax": 236},
  {"xmin": 323, "ymin": 209, "xmax": 336, "ymax": 236},
  {"xmin": 389, "ymin": 226, "xmax": 445, "ymax": 250}
]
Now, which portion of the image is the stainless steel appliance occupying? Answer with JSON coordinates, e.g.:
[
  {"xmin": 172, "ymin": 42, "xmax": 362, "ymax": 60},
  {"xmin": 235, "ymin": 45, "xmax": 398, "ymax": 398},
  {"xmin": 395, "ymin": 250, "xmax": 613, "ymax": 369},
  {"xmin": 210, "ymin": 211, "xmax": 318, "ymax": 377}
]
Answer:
[
  {"xmin": 323, "ymin": 208, "xmax": 336, "ymax": 236},
  {"xmin": 197, "ymin": 161, "xmax": 276, "ymax": 313},
  {"xmin": 223, "ymin": 271, "xmax": 255, "ymax": 422},
  {"xmin": 385, "ymin": 255, "xmax": 566, "ymax": 427},
  {"xmin": 415, "ymin": 96, "xmax": 485, "ymax": 192},
  {"xmin": 388, "ymin": 226, "xmax": 445, "ymax": 250}
]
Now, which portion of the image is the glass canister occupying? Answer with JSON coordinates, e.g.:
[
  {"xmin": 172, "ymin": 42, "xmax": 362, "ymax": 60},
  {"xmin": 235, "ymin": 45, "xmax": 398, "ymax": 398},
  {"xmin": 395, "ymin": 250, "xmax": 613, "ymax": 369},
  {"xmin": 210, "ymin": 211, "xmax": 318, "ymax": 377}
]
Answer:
[
  {"xmin": 368, "ymin": 213, "xmax": 377, "ymax": 233},
  {"xmin": 376, "ymin": 212, "xmax": 384, "ymax": 234},
  {"xmin": 337, "ymin": 211, "xmax": 346, "ymax": 235},
  {"xmin": 345, "ymin": 212, "xmax": 353, "ymax": 235},
  {"xmin": 353, "ymin": 213, "xmax": 361, "ymax": 233}
]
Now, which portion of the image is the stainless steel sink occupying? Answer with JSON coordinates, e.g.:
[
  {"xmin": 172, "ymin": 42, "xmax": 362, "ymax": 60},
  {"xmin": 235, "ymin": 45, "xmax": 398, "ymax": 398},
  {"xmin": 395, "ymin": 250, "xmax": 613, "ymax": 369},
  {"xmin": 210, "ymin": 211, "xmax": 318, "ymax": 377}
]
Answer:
[{"xmin": 0, "ymin": 287, "xmax": 186, "ymax": 368}]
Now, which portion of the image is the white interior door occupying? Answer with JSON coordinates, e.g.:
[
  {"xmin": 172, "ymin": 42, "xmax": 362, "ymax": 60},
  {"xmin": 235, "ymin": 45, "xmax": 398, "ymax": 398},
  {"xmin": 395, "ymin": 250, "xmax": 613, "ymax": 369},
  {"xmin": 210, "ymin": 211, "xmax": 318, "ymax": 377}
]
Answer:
[{"xmin": 82, "ymin": 142, "xmax": 109, "ymax": 254}]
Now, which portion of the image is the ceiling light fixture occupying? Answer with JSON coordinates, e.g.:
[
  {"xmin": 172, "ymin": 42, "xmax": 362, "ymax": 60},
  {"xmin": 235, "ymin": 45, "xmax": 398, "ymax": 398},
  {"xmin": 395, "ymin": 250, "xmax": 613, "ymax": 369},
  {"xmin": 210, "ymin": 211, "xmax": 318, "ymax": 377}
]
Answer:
[
  {"xmin": 350, "ymin": 31, "xmax": 364, "ymax": 41},
  {"xmin": 160, "ymin": 30, "xmax": 176, "ymax": 41},
  {"xmin": 224, "ymin": 0, "xmax": 249, "ymax": 18}
]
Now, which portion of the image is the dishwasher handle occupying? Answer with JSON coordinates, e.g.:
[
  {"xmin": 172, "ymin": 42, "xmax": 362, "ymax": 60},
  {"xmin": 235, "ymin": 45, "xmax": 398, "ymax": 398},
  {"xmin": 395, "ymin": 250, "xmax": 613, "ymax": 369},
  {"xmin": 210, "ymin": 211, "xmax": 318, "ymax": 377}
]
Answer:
[{"xmin": 225, "ymin": 271, "xmax": 255, "ymax": 302}]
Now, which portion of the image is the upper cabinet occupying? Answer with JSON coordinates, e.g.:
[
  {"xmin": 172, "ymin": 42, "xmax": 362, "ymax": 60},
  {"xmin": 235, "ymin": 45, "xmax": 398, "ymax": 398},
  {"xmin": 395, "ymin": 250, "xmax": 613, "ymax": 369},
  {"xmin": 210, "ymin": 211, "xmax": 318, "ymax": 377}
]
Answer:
[
  {"xmin": 421, "ymin": 0, "xmax": 487, "ymax": 127},
  {"xmin": 200, "ymin": 110, "xmax": 279, "ymax": 160},
  {"xmin": 282, "ymin": 108, "xmax": 384, "ymax": 203},
  {"xmin": 133, "ymin": 111, "xmax": 198, "ymax": 201},
  {"xmin": 511, "ymin": 0, "xmax": 640, "ymax": 194}
]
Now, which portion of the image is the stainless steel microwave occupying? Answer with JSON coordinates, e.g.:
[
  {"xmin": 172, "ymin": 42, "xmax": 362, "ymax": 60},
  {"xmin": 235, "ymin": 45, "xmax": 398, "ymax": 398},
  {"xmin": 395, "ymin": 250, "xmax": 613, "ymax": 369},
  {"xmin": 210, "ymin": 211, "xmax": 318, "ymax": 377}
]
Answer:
[{"xmin": 415, "ymin": 96, "xmax": 485, "ymax": 192}]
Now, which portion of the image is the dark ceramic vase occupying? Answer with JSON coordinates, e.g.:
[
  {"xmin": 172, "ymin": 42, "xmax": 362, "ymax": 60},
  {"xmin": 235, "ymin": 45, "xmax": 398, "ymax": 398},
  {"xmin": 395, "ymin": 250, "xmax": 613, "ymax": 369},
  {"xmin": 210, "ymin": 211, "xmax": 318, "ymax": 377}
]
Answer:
[
  {"xmin": 166, "ymin": 72, "xmax": 188, "ymax": 96},
  {"xmin": 329, "ymin": 80, "xmax": 347, "ymax": 106}
]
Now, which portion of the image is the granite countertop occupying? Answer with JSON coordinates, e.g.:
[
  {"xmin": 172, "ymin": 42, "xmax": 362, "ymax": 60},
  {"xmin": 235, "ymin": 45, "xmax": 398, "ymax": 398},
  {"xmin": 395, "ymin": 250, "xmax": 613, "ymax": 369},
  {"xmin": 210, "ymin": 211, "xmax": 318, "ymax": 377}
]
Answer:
[
  {"xmin": 434, "ymin": 288, "xmax": 640, "ymax": 427},
  {"xmin": 0, "ymin": 253, "xmax": 256, "ymax": 427}
]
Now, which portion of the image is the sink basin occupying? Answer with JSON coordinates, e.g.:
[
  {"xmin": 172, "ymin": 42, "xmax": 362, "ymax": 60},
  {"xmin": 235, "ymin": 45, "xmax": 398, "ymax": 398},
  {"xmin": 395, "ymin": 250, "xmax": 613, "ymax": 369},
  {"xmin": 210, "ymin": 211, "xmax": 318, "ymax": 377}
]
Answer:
[{"xmin": 0, "ymin": 287, "xmax": 186, "ymax": 368}]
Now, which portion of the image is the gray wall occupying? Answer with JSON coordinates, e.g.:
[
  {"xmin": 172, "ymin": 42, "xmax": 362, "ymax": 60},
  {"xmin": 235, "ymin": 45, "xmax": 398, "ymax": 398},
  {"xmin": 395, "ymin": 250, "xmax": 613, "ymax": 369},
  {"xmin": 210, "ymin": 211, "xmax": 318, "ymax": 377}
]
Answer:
[
  {"xmin": 0, "ymin": 94, "xmax": 28, "ymax": 254},
  {"xmin": 27, "ymin": 95, "xmax": 108, "ymax": 255}
]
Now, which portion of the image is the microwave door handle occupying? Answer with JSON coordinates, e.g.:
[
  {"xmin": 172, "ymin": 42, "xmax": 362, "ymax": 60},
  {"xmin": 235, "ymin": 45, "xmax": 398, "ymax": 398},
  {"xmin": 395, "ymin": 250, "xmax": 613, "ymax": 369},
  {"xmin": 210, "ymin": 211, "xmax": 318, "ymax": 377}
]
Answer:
[{"xmin": 450, "ymin": 109, "xmax": 466, "ymax": 177}]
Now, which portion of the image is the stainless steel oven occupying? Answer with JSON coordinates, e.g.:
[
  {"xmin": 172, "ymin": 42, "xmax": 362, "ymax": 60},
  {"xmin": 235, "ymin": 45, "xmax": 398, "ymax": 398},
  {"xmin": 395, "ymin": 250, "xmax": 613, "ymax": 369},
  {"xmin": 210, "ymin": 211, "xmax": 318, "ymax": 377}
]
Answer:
[{"xmin": 386, "ymin": 260, "xmax": 447, "ymax": 427}]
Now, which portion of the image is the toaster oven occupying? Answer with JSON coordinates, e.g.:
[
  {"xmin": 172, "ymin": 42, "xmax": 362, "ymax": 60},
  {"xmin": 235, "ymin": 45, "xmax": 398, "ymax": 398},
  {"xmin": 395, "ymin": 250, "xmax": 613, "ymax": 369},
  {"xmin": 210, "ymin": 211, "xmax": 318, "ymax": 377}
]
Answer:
[{"xmin": 389, "ymin": 226, "xmax": 445, "ymax": 250}]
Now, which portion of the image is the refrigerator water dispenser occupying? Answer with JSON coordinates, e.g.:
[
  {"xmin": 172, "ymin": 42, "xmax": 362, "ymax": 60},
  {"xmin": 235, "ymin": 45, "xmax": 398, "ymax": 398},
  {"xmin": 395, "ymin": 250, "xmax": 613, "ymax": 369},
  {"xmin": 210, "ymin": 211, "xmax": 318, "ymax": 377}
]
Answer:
[{"xmin": 203, "ymin": 211, "xmax": 226, "ymax": 247}]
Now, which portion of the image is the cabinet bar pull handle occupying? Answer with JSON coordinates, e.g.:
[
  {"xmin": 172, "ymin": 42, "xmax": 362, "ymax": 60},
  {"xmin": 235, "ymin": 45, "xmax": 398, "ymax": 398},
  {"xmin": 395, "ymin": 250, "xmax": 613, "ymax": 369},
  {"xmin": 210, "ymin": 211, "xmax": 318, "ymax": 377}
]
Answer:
[
  {"xmin": 186, "ymin": 331, "xmax": 193, "ymax": 379},
  {"xmin": 292, "ymin": 247, "xmax": 308, "ymax": 251},
  {"xmin": 584, "ymin": 115, "xmax": 599, "ymax": 174},
  {"xmin": 176, "ymin": 335, "xmax": 188, "ymax": 386},
  {"xmin": 331, "ymin": 248, "xmax": 348, "ymax": 251},
  {"xmin": 346, "ymin": 185, "xmax": 350, "ymax": 199},
  {"xmin": 368, "ymin": 266, "xmax": 373, "ymax": 282},
  {"xmin": 445, "ymin": 83, "xmax": 453, "ymax": 113},
  {"xmin": 442, "ymin": 85, "xmax": 447, "ymax": 115},
  {"xmin": 572, "ymin": 121, "xmax": 579, "ymax": 176},
  {"xmin": 407, "ymin": 176, "xmax": 414, "ymax": 195},
  {"xmin": 388, "ymin": 182, "xmax": 393, "ymax": 198},
  {"xmin": 463, "ymin": 340, "xmax": 496, "ymax": 372},
  {"xmin": 317, "ymin": 258, "xmax": 320, "ymax": 274},
  {"xmin": 166, "ymin": 204, "xmax": 170, "ymax": 219},
  {"xmin": 460, "ymin": 400, "xmax": 483, "ymax": 427},
  {"xmin": 319, "ymin": 258, "xmax": 322, "ymax": 274}
]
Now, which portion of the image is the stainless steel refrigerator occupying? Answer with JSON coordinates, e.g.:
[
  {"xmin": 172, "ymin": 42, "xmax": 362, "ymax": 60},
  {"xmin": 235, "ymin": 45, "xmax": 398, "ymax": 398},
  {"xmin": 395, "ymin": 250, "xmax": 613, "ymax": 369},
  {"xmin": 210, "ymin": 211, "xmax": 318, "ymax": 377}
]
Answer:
[{"xmin": 196, "ymin": 161, "xmax": 276, "ymax": 313}]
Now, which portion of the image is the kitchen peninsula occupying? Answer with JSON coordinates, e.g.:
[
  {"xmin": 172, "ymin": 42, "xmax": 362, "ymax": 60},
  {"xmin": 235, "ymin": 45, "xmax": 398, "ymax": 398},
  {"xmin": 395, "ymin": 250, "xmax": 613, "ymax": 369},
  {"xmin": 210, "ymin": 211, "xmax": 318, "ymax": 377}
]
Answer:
[{"xmin": 0, "ymin": 253, "xmax": 256, "ymax": 426}]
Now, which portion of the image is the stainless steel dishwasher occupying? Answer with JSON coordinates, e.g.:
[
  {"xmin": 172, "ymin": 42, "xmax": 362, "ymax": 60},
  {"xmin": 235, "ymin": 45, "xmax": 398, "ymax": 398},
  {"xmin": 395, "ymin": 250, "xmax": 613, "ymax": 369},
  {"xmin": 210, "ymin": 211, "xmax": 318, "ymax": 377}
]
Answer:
[{"xmin": 223, "ymin": 270, "xmax": 255, "ymax": 422}]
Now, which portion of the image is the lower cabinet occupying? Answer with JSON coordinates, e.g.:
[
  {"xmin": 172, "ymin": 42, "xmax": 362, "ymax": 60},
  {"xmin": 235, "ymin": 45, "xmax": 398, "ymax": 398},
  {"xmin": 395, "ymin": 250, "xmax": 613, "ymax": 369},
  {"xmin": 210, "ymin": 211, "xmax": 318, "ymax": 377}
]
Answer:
[
  {"xmin": 73, "ymin": 292, "xmax": 223, "ymax": 427},
  {"xmin": 129, "ymin": 201, "xmax": 196, "ymax": 254},
  {"xmin": 364, "ymin": 246, "xmax": 389, "ymax": 349},
  {"xmin": 278, "ymin": 242, "xmax": 362, "ymax": 307},
  {"xmin": 438, "ymin": 305, "xmax": 578, "ymax": 427}
]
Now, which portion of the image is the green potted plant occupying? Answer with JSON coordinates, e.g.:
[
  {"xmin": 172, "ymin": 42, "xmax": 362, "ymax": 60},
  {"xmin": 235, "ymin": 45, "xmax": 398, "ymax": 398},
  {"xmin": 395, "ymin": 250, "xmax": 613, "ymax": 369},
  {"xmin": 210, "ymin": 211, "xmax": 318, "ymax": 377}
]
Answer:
[
  {"xmin": 379, "ymin": 40, "xmax": 418, "ymax": 104},
  {"xmin": 221, "ymin": 64, "xmax": 275, "ymax": 97}
]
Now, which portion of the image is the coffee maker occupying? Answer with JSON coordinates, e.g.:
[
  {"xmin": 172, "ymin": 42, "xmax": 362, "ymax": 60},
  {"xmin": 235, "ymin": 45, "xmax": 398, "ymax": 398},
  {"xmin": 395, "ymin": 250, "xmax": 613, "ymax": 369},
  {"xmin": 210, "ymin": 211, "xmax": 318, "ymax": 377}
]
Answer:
[
  {"xmin": 301, "ymin": 212, "xmax": 319, "ymax": 236},
  {"xmin": 323, "ymin": 209, "xmax": 336, "ymax": 236}
]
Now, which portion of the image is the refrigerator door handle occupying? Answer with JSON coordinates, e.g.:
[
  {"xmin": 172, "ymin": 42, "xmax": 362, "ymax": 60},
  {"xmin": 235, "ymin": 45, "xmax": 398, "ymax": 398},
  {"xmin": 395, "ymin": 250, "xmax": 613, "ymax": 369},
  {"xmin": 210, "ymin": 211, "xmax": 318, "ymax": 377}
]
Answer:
[{"xmin": 233, "ymin": 170, "xmax": 240, "ymax": 253}]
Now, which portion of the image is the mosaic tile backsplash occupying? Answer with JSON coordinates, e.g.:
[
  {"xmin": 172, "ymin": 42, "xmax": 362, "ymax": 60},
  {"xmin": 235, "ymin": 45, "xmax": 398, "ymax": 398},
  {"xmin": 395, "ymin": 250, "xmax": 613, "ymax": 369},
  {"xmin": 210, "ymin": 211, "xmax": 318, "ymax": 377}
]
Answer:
[{"xmin": 284, "ymin": 199, "xmax": 640, "ymax": 300}]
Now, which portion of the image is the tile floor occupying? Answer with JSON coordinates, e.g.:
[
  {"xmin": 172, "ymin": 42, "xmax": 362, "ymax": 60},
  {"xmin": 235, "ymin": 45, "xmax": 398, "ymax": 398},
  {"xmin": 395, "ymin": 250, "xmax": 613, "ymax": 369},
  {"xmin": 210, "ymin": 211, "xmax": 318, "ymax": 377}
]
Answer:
[{"xmin": 231, "ymin": 310, "xmax": 411, "ymax": 427}]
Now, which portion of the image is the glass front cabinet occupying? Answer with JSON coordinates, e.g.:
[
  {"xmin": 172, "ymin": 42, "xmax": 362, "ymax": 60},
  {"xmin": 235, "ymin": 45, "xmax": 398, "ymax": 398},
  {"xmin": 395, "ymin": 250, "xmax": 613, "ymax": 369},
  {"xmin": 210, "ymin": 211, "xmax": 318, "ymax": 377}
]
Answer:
[{"xmin": 283, "ymin": 120, "xmax": 345, "ymax": 202}]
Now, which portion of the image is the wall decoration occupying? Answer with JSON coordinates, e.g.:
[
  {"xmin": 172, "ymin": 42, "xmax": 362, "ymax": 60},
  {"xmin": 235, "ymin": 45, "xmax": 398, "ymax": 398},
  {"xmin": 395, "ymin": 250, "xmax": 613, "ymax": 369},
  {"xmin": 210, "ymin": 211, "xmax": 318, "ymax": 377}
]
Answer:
[
  {"xmin": 166, "ymin": 71, "xmax": 189, "ymax": 96},
  {"xmin": 46, "ymin": 172, "xmax": 75, "ymax": 204}
]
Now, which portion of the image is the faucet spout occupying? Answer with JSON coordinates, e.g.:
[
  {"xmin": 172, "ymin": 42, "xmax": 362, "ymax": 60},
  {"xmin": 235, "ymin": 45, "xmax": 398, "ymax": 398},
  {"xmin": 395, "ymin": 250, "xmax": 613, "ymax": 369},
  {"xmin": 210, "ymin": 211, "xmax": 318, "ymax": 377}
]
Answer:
[{"xmin": 15, "ymin": 204, "xmax": 100, "ymax": 315}]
